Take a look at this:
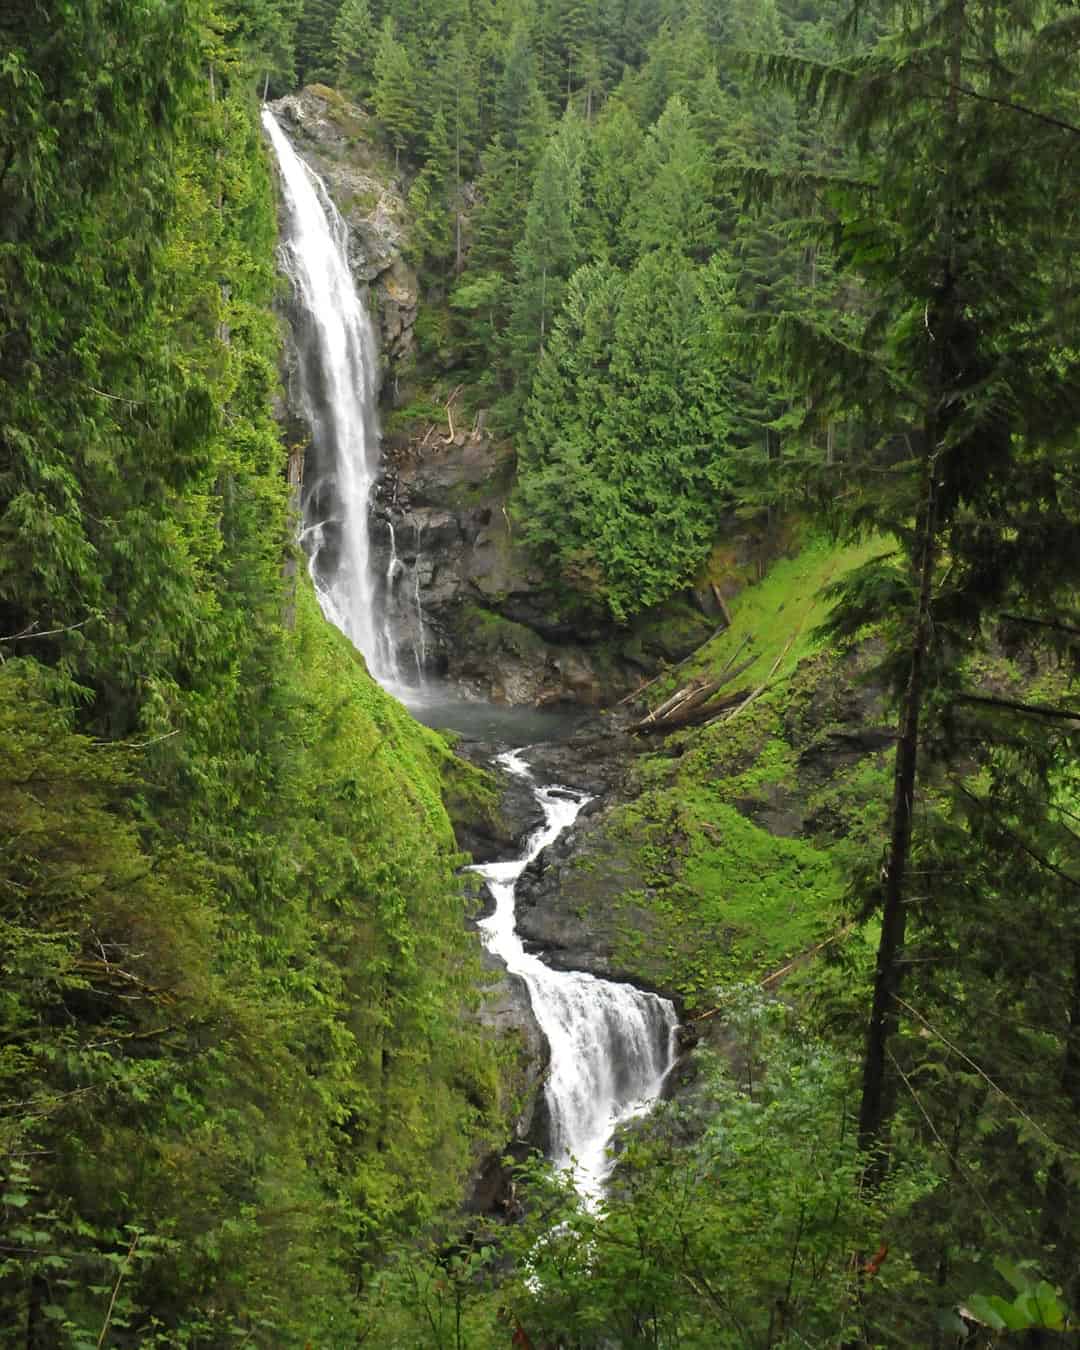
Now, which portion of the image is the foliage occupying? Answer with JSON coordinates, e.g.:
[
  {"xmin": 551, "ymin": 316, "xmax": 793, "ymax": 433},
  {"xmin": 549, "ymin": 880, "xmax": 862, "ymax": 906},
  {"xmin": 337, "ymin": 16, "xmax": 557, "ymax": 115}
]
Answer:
[
  {"xmin": 518, "ymin": 252, "xmax": 737, "ymax": 619},
  {"xmin": 355, "ymin": 991, "xmax": 933, "ymax": 1349},
  {"xmin": 5, "ymin": 0, "xmax": 1080, "ymax": 1343},
  {"xmin": 0, "ymin": 2, "xmax": 509, "ymax": 1340}
]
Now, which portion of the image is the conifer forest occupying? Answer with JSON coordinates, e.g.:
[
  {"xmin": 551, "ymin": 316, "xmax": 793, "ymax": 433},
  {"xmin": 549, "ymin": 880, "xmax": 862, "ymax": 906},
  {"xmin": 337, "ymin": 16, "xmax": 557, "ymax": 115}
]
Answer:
[{"xmin": 2, "ymin": 0, "xmax": 1080, "ymax": 1344}]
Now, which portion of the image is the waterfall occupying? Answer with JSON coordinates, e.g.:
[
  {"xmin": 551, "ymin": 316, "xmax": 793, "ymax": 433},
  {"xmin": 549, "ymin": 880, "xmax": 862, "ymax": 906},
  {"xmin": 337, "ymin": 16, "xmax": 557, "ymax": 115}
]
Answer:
[
  {"xmin": 264, "ymin": 110, "xmax": 676, "ymax": 1202},
  {"xmin": 382, "ymin": 518, "xmax": 427, "ymax": 682},
  {"xmin": 262, "ymin": 108, "xmax": 392, "ymax": 678},
  {"xmin": 411, "ymin": 522, "xmax": 428, "ymax": 682},
  {"xmin": 475, "ymin": 752, "xmax": 677, "ymax": 1200},
  {"xmin": 382, "ymin": 520, "xmax": 403, "ymax": 683}
]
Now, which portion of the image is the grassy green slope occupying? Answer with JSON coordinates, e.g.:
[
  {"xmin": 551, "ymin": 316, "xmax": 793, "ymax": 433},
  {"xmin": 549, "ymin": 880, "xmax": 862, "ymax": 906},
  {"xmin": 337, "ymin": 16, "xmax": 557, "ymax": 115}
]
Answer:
[{"xmin": 574, "ymin": 536, "xmax": 895, "ymax": 1006}]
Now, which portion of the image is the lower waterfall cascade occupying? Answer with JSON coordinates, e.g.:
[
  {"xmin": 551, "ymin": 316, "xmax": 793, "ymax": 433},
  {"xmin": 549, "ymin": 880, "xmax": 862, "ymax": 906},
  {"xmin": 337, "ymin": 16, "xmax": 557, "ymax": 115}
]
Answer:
[
  {"xmin": 475, "ymin": 752, "xmax": 677, "ymax": 1200},
  {"xmin": 263, "ymin": 110, "xmax": 678, "ymax": 1200}
]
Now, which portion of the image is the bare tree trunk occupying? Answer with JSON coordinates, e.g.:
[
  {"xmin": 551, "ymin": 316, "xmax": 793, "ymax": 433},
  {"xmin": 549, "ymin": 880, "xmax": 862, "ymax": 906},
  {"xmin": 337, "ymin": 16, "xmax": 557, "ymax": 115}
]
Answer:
[
  {"xmin": 858, "ymin": 0, "xmax": 963, "ymax": 1185},
  {"xmin": 857, "ymin": 425, "xmax": 939, "ymax": 1179}
]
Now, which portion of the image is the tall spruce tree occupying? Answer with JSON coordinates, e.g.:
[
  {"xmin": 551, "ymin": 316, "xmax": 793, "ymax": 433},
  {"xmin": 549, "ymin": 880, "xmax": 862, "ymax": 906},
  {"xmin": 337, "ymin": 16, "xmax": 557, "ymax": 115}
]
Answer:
[
  {"xmin": 372, "ymin": 15, "xmax": 422, "ymax": 168},
  {"xmin": 761, "ymin": 0, "xmax": 1080, "ymax": 1180}
]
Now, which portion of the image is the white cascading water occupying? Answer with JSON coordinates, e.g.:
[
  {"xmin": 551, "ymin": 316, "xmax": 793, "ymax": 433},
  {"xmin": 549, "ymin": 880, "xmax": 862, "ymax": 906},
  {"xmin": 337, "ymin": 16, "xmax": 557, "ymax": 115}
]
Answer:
[
  {"xmin": 475, "ymin": 752, "xmax": 677, "ymax": 1201},
  {"xmin": 411, "ymin": 522, "xmax": 428, "ymax": 681},
  {"xmin": 264, "ymin": 112, "xmax": 677, "ymax": 1199},
  {"xmin": 262, "ymin": 107, "xmax": 396, "ymax": 679}
]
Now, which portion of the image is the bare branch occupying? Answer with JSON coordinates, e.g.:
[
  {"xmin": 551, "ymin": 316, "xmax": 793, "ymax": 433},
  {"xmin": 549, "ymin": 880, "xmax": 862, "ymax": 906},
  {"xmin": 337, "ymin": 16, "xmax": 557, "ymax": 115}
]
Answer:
[
  {"xmin": 0, "ymin": 616, "xmax": 95, "ymax": 643},
  {"xmin": 952, "ymin": 692, "xmax": 1080, "ymax": 724},
  {"xmin": 947, "ymin": 82, "xmax": 1080, "ymax": 139}
]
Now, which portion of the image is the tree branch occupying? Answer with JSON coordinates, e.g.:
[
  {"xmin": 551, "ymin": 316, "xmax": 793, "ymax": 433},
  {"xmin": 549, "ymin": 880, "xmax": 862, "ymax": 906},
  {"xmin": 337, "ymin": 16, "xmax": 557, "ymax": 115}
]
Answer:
[
  {"xmin": 952, "ymin": 693, "xmax": 1080, "ymax": 724},
  {"xmin": 947, "ymin": 82, "xmax": 1080, "ymax": 139},
  {"xmin": 999, "ymin": 613, "xmax": 1080, "ymax": 640},
  {"xmin": 0, "ymin": 616, "xmax": 95, "ymax": 644},
  {"xmin": 98, "ymin": 1233, "xmax": 139, "ymax": 1349}
]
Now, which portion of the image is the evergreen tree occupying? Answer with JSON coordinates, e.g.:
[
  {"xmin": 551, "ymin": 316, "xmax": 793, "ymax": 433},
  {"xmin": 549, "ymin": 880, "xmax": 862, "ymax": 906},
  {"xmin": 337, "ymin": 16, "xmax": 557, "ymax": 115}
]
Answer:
[
  {"xmin": 331, "ymin": 0, "xmax": 375, "ymax": 95},
  {"xmin": 507, "ymin": 110, "xmax": 588, "ymax": 388},
  {"xmin": 580, "ymin": 96, "xmax": 643, "ymax": 263},
  {"xmin": 372, "ymin": 15, "xmax": 422, "ymax": 168},
  {"xmin": 432, "ymin": 30, "xmax": 481, "ymax": 271},
  {"xmin": 761, "ymin": 0, "xmax": 1080, "ymax": 1185},
  {"xmin": 294, "ymin": 0, "xmax": 339, "ymax": 84},
  {"xmin": 408, "ymin": 109, "xmax": 454, "ymax": 275},
  {"xmin": 623, "ymin": 93, "xmax": 715, "ymax": 260},
  {"xmin": 495, "ymin": 19, "xmax": 551, "ymax": 157},
  {"xmin": 518, "ymin": 251, "xmax": 737, "ymax": 618}
]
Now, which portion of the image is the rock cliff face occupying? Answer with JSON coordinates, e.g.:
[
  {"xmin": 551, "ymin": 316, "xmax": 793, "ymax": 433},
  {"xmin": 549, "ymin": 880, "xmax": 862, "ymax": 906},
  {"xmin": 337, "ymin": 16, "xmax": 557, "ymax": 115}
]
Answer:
[{"xmin": 371, "ymin": 428, "xmax": 722, "ymax": 704}]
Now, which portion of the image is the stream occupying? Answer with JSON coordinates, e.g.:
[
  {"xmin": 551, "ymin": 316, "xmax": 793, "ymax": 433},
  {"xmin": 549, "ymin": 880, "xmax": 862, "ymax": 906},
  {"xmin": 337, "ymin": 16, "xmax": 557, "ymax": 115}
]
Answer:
[{"xmin": 473, "ymin": 749, "xmax": 675, "ymax": 1199}]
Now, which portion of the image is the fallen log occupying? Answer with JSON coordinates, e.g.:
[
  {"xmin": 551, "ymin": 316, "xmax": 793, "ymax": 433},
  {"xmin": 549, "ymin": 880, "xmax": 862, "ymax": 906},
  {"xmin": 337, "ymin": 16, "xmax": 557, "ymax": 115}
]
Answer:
[
  {"xmin": 616, "ymin": 626, "xmax": 743, "ymax": 707},
  {"xmin": 632, "ymin": 686, "xmax": 751, "ymax": 735},
  {"xmin": 711, "ymin": 583, "xmax": 733, "ymax": 628},
  {"xmin": 643, "ymin": 679, "xmax": 713, "ymax": 725},
  {"xmin": 638, "ymin": 651, "xmax": 758, "ymax": 727}
]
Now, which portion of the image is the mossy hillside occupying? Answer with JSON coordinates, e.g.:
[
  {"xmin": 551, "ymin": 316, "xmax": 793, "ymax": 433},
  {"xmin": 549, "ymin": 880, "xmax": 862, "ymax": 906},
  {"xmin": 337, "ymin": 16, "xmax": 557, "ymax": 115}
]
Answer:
[
  {"xmin": 611, "ymin": 533, "xmax": 1078, "ymax": 1008},
  {"xmin": 649, "ymin": 534, "xmax": 885, "ymax": 701},
  {"xmin": 556, "ymin": 537, "xmax": 895, "ymax": 1007},
  {"xmin": 289, "ymin": 579, "xmax": 514, "ymax": 1149},
  {"xmin": 0, "ymin": 571, "xmax": 516, "ymax": 1341}
]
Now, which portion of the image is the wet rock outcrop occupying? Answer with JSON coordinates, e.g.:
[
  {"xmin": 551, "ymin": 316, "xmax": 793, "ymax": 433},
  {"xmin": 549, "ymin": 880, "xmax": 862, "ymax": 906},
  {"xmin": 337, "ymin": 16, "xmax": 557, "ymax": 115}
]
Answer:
[{"xmin": 371, "ymin": 430, "xmax": 719, "ymax": 705}]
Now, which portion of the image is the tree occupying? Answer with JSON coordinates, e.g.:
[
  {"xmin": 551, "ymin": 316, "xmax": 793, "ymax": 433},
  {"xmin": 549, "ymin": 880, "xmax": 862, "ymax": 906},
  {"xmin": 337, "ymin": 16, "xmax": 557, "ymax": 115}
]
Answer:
[
  {"xmin": 408, "ymin": 109, "xmax": 454, "ymax": 275},
  {"xmin": 623, "ymin": 94, "xmax": 715, "ymax": 261},
  {"xmin": 518, "ymin": 251, "xmax": 737, "ymax": 619},
  {"xmin": 432, "ymin": 31, "xmax": 481, "ymax": 271},
  {"xmin": 495, "ymin": 19, "xmax": 551, "ymax": 158},
  {"xmin": 331, "ymin": 0, "xmax": 375, "ymax": 95},
  {"xmin": 507, "ymin": 110, "xmax": 588, "ymax": 386},
  {"xmin": 293, "ymin": 0, "xmax": 338, "ymax": 84},
  {"xmin": 580, "ymin": 96, "xmax": 642, "ymax": 263},
  {"xmin": 762, "ymin": 0, "xmax": 1080, "ymax": 1182},
  {"xmin": 372, "ymin": 15, "xmax": 422, "ymax": 168}
]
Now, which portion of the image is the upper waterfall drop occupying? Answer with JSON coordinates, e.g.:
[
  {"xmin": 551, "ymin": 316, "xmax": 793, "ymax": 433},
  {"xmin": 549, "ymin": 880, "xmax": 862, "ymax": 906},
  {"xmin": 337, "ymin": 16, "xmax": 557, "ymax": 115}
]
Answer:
[{"xmin": 262, "ymin": 107, "xmax": 395, "ymax": 679}]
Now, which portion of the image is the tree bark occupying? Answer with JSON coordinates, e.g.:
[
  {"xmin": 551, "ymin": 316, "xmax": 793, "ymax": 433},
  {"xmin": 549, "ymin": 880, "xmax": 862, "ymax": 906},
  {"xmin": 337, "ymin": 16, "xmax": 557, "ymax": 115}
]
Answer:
[
  {"xmin": 857, "ymin": 428, "xmax": 939, "ymax": 1178},
  {"xmin": 857, "ymin": 0, "xmax": 963, "ymax": 1184}
]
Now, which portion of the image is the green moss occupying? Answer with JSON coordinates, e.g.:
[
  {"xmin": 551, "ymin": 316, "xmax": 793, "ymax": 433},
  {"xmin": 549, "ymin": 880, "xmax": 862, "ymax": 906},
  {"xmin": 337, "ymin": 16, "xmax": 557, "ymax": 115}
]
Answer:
[
  {"xmin": 553, "ymin": 536, "xmax": 898, "ymax": 1005},
  {"xmin": 384, "ymin": 396, "xmax": 445, "ymax": 436},
  {"xmin": 647, "ymin": 533, "xmax": 885, "ymax": 707},
  {"xmin": 342, "ymin": 184, "xmax": 381, "ymax": 215},
  {"xmin": 438, "ymin": 752, "xmax": 504, "ymax": 856},
  {"xmin": 456, "ymin": 603, "xmax": 548, "ymax": 660},
  {"xmin": 287, "ymin": 581, "xmax": 517, "ymax": 1210},
  {"xmin": 680, "ymin": 796, "xmax": 839, "ymax": 968},
  {"xmin": 591, "ymin": 779, "xmax": 842, "ymax": 1006}
]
